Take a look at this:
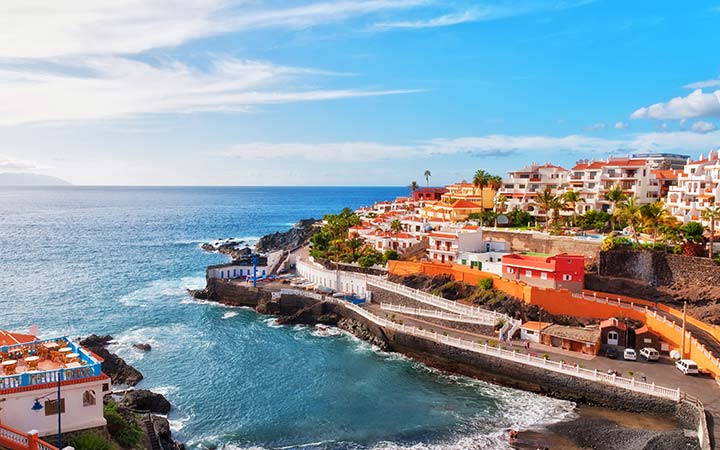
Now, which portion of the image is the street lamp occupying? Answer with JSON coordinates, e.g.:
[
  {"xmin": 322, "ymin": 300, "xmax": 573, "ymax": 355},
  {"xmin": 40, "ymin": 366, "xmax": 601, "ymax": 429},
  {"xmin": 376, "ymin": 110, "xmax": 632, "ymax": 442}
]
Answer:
[{"xmin": 31, "ymin": 370, "xmax": 63, "ymax": 449}]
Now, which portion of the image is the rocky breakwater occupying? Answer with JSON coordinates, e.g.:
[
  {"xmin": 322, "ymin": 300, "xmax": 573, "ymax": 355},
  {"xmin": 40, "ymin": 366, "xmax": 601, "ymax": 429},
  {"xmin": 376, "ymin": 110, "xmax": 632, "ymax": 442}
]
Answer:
[{"xmin": 80, "ymin": 335, "xmax": 185, "ymax": 450}]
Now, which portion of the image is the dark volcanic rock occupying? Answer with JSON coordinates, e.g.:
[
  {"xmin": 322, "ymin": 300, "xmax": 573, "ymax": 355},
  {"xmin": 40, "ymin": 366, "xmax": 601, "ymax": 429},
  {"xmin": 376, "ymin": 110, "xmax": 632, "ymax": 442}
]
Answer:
[
  {"xmin": 123, "ymin": 389, "xmax": 171, "ymax": 414},
  {"xmin": 255, "ymin": 218, "xmax": 319, "ymax": 253},
  {"xmin": 188, "ymin": 288, "xmax": 208, "ymax": 300},
  {"xmin": 152, "ymin": 415, "xmax": 186, "ymax": 450},
  {"xmin": 276, "ymin": 302, "xmax": 341, "ymax": 326},
  {"xmin": 80, "ymin": 334, "xmax": 144, "ymax": 386},
  {"xmin": 133, "ymin": 343, "xmax": 152, "ymax": 352}
]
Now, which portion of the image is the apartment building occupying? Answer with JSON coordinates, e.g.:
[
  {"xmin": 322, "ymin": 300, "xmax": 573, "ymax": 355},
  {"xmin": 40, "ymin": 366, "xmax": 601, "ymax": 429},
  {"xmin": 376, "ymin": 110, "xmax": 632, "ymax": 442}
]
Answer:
[
  {"xmin": 666, "ymin": 150, "xmax": 720, "ymax": 224},
  {"xmin": 498, "ymin": 163, "xmax": 569, "ymax": 218},
  {"xmin": 440, "ymin": 182, "xmax": 496, "ymax": 209}
]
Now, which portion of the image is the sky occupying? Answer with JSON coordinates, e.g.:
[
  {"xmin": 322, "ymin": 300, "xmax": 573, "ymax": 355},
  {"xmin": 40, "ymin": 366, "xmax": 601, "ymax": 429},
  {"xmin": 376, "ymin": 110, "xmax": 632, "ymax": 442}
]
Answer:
[{"xmin": 1, "ymin": 0, "xmax": 720, "ymax": 186}]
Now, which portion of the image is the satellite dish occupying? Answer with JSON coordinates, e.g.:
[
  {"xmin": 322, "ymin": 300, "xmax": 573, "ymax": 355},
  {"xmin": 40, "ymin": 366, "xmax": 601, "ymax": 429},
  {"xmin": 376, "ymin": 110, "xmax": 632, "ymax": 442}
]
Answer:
[{"xmin": 496, "ymin": 214, "xmax": 509, "ymax": 225}]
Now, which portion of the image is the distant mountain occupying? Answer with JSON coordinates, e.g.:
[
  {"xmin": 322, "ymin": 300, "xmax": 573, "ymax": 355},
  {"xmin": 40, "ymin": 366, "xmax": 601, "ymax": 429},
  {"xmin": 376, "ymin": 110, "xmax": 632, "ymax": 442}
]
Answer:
[{"xmin": 0, "ymin": 173, "xmax": 71, "ymax": 186}]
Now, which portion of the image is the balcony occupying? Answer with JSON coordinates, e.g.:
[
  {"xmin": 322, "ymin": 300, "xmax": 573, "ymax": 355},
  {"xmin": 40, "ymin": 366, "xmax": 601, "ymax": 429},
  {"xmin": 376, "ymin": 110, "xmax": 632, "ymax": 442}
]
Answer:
[{"xmin": 0, "ymin": 337, "xmax": 103, "ymax": 390}]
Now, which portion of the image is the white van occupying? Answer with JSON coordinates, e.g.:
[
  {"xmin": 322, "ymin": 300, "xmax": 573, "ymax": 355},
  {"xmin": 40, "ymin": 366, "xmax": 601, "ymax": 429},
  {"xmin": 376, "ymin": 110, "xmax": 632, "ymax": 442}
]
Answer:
[
  {"xmin": 640, "ymin": 347, "xmax": 659, "ymax": 361},
  {"xmin": 675, "ymin": 359, "xmax": 699, "ymax": 375}
]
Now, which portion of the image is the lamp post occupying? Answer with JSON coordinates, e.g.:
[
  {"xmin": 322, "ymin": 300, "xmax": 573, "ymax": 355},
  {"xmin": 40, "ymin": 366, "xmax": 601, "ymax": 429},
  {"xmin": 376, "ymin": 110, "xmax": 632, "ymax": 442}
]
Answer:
[{"xmin": 31, "ymin": 370, "xmax": 63, "ymax": 449}]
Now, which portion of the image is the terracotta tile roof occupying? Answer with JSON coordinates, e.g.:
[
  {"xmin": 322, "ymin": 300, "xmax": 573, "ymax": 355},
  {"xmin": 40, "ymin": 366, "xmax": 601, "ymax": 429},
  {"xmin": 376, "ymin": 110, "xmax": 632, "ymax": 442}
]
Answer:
[
  {"xmin": 429, "ymin": 232, "xmax": 458, "ymax": 239},
  {"xmin": 451, "ymin": 199, "xmax": 482, "ymax": 209},
  {"xmin": 521, "ymin": 321, "xmax": 552, "ymax": 332},
  {"xmin": 572, "ymin": 158, "xmax": 647, "ymax": 170},
  {"xmin": 0, "ymin": 329, "xmax": 37, "ymax": 346},
  {"xmin": 600, "ymin": 317, "xmax": 627, "ymax": 331},
  {"xmin": 650, "ymin": 169, "xmax": 680, "ymax": 180}
]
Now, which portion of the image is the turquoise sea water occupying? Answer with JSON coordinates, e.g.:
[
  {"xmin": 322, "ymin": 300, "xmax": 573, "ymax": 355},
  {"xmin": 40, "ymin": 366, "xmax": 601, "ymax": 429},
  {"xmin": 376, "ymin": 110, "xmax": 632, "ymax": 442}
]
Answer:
[{"xmin": 0, "ymin": 187, "xmax": 574, "ymax": 450}]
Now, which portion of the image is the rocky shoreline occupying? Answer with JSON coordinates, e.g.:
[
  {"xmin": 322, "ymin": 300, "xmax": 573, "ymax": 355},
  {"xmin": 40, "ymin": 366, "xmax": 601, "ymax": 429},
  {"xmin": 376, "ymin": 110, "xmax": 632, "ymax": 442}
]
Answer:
[
  {"xmin": 188, "ymin": 278, "xmax": 701, "ymax": 450},
  {"xmin": 80, "ymin": 335, "xmax": 185, "ymax": 450}
]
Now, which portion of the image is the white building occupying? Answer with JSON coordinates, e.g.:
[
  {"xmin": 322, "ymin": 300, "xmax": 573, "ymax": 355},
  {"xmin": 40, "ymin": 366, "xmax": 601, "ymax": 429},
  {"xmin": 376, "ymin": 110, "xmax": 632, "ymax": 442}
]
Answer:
[
  {"xmin": 0, "ymin": 331, "xmax": 109, "ymax": 438},
  {"xmin": 297, "ymin": 259, "xmax": 369, "ymax": 297},
  {"xmin": 427, "ymin": 227, "xmax": 510, "ymax": 274},
  {"xmin": 666, "ymin": 150, "xmax": 720, "ymax": 224},
  {"xmin": 498, "ymin": 163, "xmax": 569, "ymax": 218}
]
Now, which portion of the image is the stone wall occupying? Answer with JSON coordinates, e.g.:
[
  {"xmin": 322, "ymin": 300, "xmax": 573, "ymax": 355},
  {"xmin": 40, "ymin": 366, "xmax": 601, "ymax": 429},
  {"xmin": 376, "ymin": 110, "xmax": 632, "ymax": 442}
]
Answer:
[
  {"xmin": 204, "ymin": 279, "xmax": 272, "ymax": 307},
  {"xmin": 482, "ymin": 230, "xmax": 601, "ymax": 265},
  {"xmin": 599, "ymin": 249, "xmax": 720, "ymax": 288}
]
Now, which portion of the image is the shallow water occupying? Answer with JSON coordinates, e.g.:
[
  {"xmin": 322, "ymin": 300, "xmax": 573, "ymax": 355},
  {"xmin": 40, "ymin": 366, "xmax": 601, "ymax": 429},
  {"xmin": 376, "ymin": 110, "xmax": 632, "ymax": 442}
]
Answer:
[{"xmin": 0, "ymin": 186, "xmax": 576, "ymax": 449}]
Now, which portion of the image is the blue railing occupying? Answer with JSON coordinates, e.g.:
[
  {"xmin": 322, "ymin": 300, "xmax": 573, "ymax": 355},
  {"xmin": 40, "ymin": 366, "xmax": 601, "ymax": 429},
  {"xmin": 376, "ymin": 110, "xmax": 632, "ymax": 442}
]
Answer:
[{"xmin": 0, "ymin": 336, "xmax": 102, "ymax": 390}]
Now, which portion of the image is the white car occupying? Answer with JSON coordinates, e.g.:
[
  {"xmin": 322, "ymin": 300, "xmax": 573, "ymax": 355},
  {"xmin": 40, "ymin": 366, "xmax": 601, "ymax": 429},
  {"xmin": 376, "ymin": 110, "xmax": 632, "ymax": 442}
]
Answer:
[
  {"xmin": 639, "ymin": 347, "xmax": 659, "ymax": 361},
  {"xmin": 676, "ymin": 359, "xmax": 699, "ymax": 375},
  {"xmin": 623, "ymin": 348, "xmax": 637, "ymax": 361}
]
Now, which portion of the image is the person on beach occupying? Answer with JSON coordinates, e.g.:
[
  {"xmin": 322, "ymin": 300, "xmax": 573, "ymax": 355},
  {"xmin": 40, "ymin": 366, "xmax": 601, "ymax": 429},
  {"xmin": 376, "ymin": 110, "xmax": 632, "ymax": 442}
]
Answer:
[{"xmin": 508, "ymin": 429, "xmax": 519, "ymax": 442}]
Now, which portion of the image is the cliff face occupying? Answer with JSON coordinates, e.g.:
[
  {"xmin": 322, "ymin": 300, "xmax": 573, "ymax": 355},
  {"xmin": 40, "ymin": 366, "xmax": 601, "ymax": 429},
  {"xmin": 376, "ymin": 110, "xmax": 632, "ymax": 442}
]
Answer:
[
  {"xmin": 592, "ymin": 250, "xmax": 720, "ymax": 323},
  {"xmin": 255, "ymin": 218, "xmax": 319, "ymax": 253}
]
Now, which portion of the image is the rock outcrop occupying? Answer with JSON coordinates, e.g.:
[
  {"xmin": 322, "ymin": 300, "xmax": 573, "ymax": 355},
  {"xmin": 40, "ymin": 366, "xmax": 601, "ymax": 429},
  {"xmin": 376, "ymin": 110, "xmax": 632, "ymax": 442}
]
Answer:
[
  {"xmin": 255, "ymin": 218, "xmax": 319, "ymax": 253},
  {"xmin": 79, "ymin": 334, "xmax": 144, "ymax": 386},
  {"xmin": 123, "ymin": 389, "xmax": 172, "ymax": 414}
]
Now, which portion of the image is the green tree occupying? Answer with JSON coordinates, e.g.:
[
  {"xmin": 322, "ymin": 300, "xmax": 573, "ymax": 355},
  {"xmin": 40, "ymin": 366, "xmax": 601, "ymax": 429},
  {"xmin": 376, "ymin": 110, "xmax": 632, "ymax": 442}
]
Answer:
[
  {"xmin": 493, "ymin": 194, "xmax": 508, "ymax": 227},
  {"xmin": 533, "ymin": 188, "xmax": 566, "ymax": 231},
  {"xmin": 424, "ymin": 170, "xmax": 432, "ymax": 187},
  {"xmin": 640, "ymin": 200, "xmax": 671, "ymax": 246},
  {"xmin": 605, "ymin": 185, "xmax": 628, "ymax": 230},
  {"xmin": 681, "ymin": 221, "xmax": 705, "ymax": 243},
  {"xmin": 389, "ymin": 218, "xmax": 403, "ymax": 250},
  {"xmin": 69, "ymin": 433, "xmax": 114, "ymax": 450},
  {"xmin": 614, "ymin": 197, "xmax": 643, "ymax": 245},
  {"xmin": 562, "ymin": 190, "xmax": 584, "ymax": 227},
  {"xmin": 383, "ymin": 249, "xmax": 399, "ymax": 262},
  {"xmin": 702, "ymin": 206, "xmax": 720, "ymax": 258}
]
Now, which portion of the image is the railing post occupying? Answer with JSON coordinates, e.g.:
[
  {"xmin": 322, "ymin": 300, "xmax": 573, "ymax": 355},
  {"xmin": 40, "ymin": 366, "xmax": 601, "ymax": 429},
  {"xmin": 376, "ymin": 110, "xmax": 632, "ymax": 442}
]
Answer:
[{"xmin": 28, "ymin": 430, "xmax": 39, "ymax": 450}]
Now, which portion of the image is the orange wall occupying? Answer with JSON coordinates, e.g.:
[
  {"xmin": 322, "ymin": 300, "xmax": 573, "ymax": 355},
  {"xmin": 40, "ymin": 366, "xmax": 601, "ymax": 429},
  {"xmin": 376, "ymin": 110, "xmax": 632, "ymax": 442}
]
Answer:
[{"xmin": 388, "ymin": 260, "xmax": 720, "ymax": 377}]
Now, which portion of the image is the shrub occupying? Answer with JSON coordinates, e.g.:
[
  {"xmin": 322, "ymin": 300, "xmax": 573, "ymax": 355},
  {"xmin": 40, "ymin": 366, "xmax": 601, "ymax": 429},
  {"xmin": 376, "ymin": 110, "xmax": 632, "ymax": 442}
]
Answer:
[
  {"xmin": 542, "ymin": 353, "xmax": 549, "ymax": 359},
  {"xmin": 382, "ymin": 249, "xmax": 399, "ymax": 262},
  {"xmin": 104, "ymin": 402, "xmax": 141, "ymax": 448},
  {"xmin": 69, "ymin": 433, "xmax": 114, "ymax": 450},
  {"xmin": 478, "ymin": 278, "xmax": 493, "ymax": 290}
]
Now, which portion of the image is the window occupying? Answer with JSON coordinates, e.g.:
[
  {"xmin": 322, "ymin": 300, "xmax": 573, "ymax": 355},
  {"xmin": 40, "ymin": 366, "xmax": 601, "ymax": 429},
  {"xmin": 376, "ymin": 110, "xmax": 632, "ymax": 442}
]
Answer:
[
  {"xmin": 83, "ymin": 390, "xmax": 96, "ymax": 407},
  {"xmin": 525, "ymin": 269, "xmax": 532, "ymax": 277},
  {"xmin": 507, "ymin": 267, "xmax": 514, "ymax": 274},
  {"xmin": 562, "ymin": 274, "xmax": 572, "ymax": 281},
  {"xmin": 103, "ymin": 383, "xmax": 110, "ymax": 392},
  {"xmin": 45, "ymin": 399, "xmax": 65, "ymax": 416},
  {"xmin": 540, "ymin": 272, "xmax": 548, "ymax": 280},
  {"xmin": 525, "ymin": 330, "xmax": 534, "ymax": 335}
]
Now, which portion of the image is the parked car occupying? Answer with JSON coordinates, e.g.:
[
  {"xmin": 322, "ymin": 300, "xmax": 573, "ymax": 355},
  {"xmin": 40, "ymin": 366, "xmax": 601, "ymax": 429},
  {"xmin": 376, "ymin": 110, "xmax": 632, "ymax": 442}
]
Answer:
[
  {"xmin": 639, "ymin": 347, "xmax": 660, "ymax": 361},
  {"xmin": 623, "ymin": 348, "xmax": 637, "ymax": 361},
  {"xmin": 675, "ymin": 359, "xmax": 699, "ymax": 375},
  {"xmin": 604, "ymin": 347, "xmax": 618, "ymax": 359}
]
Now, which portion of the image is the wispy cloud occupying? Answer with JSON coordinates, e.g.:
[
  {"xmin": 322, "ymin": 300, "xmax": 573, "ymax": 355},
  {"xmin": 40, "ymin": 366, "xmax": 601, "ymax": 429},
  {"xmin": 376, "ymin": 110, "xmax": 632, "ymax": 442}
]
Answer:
[
  {"xmin": 614, "ymin": 121, "xmax": 629, "ymax": 129},
  {"xmin": 373, "ymin": 1, "xmax": 596, "ymax": 31},
  {"xmin": 0, "ymin": 156, "xmax": 37, "ymax": 171},
  {"xmin": 0, "ymin": 57, "xmax": 420, "ymax": 126},
  {"xmin": 631, "ymin": 89, "xmax": 720, "ymax": 120},
  {"xmin": 684, "ymin": 77, "xmax": 720, "ymax": 89},
  {"xmin": 691, "ymin": 120, "xmax": 717, "ymax": 134},
  {"xmin": 0, "ymin": 0, "xmax": 428, "ymax": 59},
  {"xmin": 584, "ymin": 123, "xmax": 606, "ymax": 131},
  {"xmin": 221, "ymin": 131, "xmax": 720, "ymax": 163}
]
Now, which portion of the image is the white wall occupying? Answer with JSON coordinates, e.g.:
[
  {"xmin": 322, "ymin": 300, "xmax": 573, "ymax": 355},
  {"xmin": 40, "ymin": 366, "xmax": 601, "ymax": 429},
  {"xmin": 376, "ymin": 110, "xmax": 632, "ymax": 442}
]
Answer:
[
  {"xmin": 521, "ymin": 328, "xmax": 541, "ymax": 343},
  {"xmin": 1, "ymin": 378, "xmax": 108, "ymax": 436},
  {"xmin": 297, "ymin": 260, "xmax": 368, "ymax": 296},
  {"xmin": 457, "ymin": 231, "xmax": 484, "ymax": 252},
  {"xmin": 208, "ymin": 264, "xmax": 269, "ymax": 279}
]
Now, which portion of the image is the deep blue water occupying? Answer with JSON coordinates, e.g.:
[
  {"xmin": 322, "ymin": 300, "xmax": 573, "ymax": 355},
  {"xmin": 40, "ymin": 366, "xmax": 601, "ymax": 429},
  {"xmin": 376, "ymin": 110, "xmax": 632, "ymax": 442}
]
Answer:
[{"xmin": 0, "ymin": 187, "xmax": 574, "ymax": 450}]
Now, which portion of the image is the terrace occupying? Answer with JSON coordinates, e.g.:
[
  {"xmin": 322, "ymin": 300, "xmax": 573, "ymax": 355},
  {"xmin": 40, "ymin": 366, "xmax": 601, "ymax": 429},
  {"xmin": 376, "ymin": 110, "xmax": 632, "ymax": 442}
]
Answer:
[{"xmin": 0, "ymin": 336, "xmax": 102, "ymax": 390}]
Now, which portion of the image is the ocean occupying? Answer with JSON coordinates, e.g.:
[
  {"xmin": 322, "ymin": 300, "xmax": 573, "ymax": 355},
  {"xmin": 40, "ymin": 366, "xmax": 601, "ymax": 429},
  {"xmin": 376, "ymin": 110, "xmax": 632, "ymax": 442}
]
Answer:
[{"xmin": 0, "ymin": 186, "xmax": 575, "ymax": 450}]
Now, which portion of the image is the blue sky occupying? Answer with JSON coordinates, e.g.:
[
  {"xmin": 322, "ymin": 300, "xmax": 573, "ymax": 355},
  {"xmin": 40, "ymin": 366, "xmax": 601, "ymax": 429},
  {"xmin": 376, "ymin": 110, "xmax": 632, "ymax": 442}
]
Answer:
[{"xmin": 1, "ymin": 0, "xmax": 720, "ymax": 185}]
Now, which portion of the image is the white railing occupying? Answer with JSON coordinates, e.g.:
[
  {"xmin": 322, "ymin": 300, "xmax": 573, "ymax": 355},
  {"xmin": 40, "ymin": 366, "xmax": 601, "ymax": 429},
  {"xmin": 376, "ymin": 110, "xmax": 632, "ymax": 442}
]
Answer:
[
  {"xmin": 289, "ymin": 293, "xmax": 684, "ymax": 402},
  {"xmin": 380, "ymin": 303, "xmax": 496, "ymax": 325}
]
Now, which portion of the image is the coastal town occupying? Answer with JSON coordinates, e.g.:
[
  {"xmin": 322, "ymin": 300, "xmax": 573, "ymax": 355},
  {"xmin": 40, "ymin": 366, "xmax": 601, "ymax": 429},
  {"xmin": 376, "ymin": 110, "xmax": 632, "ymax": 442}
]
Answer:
[{"xmin": 5, "ymin": 150, "xmax": 720, "ymax": 450}]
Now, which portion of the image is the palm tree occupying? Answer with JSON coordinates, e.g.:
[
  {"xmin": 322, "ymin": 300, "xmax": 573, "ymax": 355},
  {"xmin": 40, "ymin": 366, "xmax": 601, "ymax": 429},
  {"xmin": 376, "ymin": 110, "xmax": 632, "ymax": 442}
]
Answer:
[
  {"xmin": 605, "ymin": 185, "xmax": 628, "ymax": 230},
  {"xmin": 614, "ymin": 197, "xmax": 642, "ymax": 245},
  {"xmin": 533, "ymin": 188, "xmax": 565, "ymax": 231},
  {"xmin": 562, "ymin": 190, "xmax": 584, "ymax": 227},
  {"xmin": 390, "ymin": 218, "xmax": 403, "ymax": 250},
  {"xmin": 424, "ymin": 170, "xmax": 432, "ymax": 187},
  {"xmin": 409, "ymin": 181, "xmax": 418, "ymax": 194},
  {"xmin": 473, "ymin": 170, "xmax": 502, "ymax": 210},
  {"xmin": 640, "ymin": 200, "xmax": 670, "ymax": 246},
  {"xmin": 494, "ymin": 194, "xmax": 508, "ymax": 228},
  {"xmin": 346, "ymin": 237, "xmax": 364, "ymax": 262},
  {"xmin": 702, "ymin": 206, "xmax": 720, "ymax": 258}
]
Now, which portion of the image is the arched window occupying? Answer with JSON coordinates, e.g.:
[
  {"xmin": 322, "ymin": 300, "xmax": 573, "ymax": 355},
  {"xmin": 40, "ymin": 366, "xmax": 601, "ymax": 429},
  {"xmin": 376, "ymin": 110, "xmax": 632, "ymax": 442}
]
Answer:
[{"xmin": 83, "ymin": 390, "xmax": 96, "ymax": 407}]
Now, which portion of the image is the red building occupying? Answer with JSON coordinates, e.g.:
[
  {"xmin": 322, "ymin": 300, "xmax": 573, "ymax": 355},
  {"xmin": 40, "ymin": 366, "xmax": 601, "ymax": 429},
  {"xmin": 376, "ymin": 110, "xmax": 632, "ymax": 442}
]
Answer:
[
  {"xmin": 501, "ymin": 253, "xmax": 585, "ymax": 292},
  {"xmin": 412, "ymin": 187, "xmax": 447, "ymax": 202}
]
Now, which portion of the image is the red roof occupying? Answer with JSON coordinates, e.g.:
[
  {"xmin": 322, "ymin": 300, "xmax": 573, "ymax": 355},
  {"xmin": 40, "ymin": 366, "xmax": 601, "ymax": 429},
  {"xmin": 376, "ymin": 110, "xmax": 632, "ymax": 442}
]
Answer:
[
  {"xmin": 600, "ymin": 317, "xmax": 627, "ymax": 331},
  {"xmin": 451, "ymin": 199, "xmax": 482, "ymax": 209},
  {"xmin": 429, "ymin": 232, "xmax": 457, "ymax": 239},
  {"xmin": 502, "ymin": 252, "xmax": 584, "ymax": 270},
  {"xmin": 0, "ymin": 329, "xmax": 37, "ymax": 346},
  {"xmin": 572, "ymin": 158, "xmax": 648, "ymax": 170},
  {"xmin": 650, "ymin": 169, "xmax": 679, "ymax": 180}
]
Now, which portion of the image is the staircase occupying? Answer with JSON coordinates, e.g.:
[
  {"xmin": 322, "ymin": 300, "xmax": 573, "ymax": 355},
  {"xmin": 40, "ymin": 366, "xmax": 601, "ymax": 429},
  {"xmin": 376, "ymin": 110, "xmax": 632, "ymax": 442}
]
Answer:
[{"xmin": 144, "ymin": 415, "xmax": 163, "ymax": 450}]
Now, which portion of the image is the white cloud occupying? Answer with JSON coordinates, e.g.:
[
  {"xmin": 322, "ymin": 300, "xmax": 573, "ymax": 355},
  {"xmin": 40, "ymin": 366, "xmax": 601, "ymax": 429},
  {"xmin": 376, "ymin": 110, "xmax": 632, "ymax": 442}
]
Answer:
[
  {"xmin": 221, "ymin": 131, "xmax": 720, "ymax": 162},
  {"xmin": 614, "ymin": 121, "xmax": 629, "ymax": 129},
  {"xmin": 0, "ymin": 57, "xmax": 419, "ymax": 126},
  {"xmin": 584, "ymin": 123, "xmax": 606, "ymax": 131},
  {"xmin": 691, "ymin": 120, "xmax": 717, "ymax": 134},
  {"xmin": 0, "ymin": 156, "xmax": 36, "ymax": 171},
  {"xmin": 684, "ymin": 78, "xmax": 720, "ymax": 89},
  {"xmin": 631, "ymin": 89, "xmax": 720, "ymax": 120},
  {"xmin": 374, "ymin": 9, "xmax": 481, "ymax": 29},
  {"xmin": 0, "ymin": 0, "xmax": 427, "ymax": 59}
]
